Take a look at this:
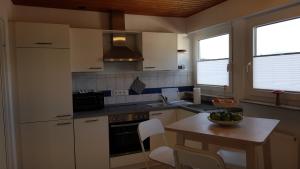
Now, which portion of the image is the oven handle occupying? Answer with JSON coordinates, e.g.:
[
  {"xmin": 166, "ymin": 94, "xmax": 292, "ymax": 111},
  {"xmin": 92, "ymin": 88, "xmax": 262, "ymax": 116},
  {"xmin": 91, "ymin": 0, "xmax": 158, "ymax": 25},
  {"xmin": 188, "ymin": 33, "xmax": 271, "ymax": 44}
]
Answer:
[{"xmin": 110, "ymin": 122, "xmax": 140, "ymax": 128}]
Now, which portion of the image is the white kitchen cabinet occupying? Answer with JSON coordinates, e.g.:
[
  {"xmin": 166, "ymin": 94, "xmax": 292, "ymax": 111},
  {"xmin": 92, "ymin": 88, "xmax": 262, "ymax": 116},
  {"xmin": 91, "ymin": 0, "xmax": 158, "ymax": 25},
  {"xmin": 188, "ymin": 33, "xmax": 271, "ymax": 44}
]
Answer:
[
  {"xmin": 15, "ymin": 22, "xmax": 70, "ymax": 49},
  {"xmin": 74, "ymin": 116, "xmax": 109, "ymax": 169},
  {"xmin": 149, "ymin": 110, "xmax": 177, "ymax": 149},
  {"xmin": 16, "ymin": 48, "xmax": 72, "ymax": 123},
  {"xmin": 70, "ymin": 28, "xmax": 104, "ymax": 72},
  {"xmin": 142, "ymin": 32, "xmax": 177, "ymax": 71},
  {"xmin": 20, "ymin": 120, "xmax": 75, "ymax": 169},
  {"xmin": 176, "ymin": 109, "xmax": 196, "ymax": 120}
]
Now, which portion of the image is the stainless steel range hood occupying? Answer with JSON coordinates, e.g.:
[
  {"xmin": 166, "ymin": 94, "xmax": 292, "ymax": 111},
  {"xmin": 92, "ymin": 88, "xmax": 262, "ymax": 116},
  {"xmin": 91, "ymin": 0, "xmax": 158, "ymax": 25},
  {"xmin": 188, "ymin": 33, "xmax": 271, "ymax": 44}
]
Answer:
[{"xmin": 103, "ymin": 11, "xmax": 143, "ymax": 62}]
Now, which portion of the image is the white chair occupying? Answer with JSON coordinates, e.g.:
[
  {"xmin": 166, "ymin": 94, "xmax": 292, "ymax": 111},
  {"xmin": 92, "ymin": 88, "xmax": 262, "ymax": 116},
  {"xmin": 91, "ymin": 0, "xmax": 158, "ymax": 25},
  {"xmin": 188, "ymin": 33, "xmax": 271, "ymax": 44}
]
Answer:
[
  {"xmin": 218, "ymin": 149, "xmax": 246, "ymax": 169},
  {"xmin": 174, "ymin": 145, "xmax": 226, "ymax": 169},
  {"xmin": 138, "ymin": 119, "xmax": 175, "ymax": 169}
]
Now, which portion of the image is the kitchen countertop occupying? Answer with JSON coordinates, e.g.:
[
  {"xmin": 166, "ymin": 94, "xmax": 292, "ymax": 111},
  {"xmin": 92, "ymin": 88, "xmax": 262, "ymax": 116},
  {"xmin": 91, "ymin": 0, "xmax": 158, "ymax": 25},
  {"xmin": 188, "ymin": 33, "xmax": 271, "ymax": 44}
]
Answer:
[{"xmin": 73, "ymin": 101, "xmax": 220, "ymax": 119}]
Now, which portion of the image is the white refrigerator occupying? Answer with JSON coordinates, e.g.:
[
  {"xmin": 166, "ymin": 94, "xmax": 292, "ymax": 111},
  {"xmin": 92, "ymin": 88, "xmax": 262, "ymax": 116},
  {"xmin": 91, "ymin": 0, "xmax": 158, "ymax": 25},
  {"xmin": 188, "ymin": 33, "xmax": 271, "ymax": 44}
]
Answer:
[{"xmin": 17, "ymin": 48, "xmax": 75, "ymax": 169}]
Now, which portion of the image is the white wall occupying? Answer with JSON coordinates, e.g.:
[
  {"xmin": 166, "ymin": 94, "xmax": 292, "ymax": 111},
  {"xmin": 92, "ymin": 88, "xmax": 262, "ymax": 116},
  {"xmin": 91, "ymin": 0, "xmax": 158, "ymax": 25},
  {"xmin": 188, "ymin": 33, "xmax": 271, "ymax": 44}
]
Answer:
[
  {"xmin": 0, "ymin": 20, "xmax": 7, "ymax": 169},
  {"xmin": 186, "ymin": 0, "xmax": 294, "ymax": 32},
  {"xmin": 12, "ymin": 5, "xmax": 109, "ymax": 29},
  {"xmin": 0, "ymin": 0, "xmax": 12, "ymax": 19},
  {"xmin": 125, "ymin": 14, "xmax": 186, "ymax": 33},
  {"xmin": 0, "ymin": 0, "xmax": 16, "ymax": 169}
]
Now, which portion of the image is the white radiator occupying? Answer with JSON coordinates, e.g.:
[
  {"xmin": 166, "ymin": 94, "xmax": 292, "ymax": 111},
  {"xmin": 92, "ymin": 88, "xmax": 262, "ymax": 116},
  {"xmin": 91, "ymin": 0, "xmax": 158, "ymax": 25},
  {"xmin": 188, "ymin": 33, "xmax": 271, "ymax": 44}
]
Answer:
[
  {"xmin": 257, "ymin": 131, "xmax": 298, "ymax": 169},
  {"xmin": 270, "ymin": 131, "xmax": 298, "ymax": 169}
]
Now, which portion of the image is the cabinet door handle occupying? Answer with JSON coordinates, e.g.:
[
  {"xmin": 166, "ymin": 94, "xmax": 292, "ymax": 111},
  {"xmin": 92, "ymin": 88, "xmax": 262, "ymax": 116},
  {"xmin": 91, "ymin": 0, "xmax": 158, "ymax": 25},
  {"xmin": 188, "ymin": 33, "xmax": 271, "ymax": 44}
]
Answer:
[
  {"xmin": 56, "ymin": 122, "xmax": 72, "ymax": 126},
  {"xmin": 151, "ymin": 113, "xmax": 163, "ymax": 116},
  {"xmin": 144, "ymin": 67, "xmax": 156, "ymax": 69},
  {"xmin": 110, "ymin": 122, "xmax": 140, "ymax": 128},
  {"xmin": 85, "ymin": 119, "xmax": 99, "ymax": 123},
  {"xmin": 56, "ymin": 114, "xmax": 72, "ymax": 118},
  {"xmin": 88, "ymin": 67, "xmax": 103, "ymax": 70},
  {"xmin": 34, "ymin": 42, "xmax": 53, "ymax": 45}
]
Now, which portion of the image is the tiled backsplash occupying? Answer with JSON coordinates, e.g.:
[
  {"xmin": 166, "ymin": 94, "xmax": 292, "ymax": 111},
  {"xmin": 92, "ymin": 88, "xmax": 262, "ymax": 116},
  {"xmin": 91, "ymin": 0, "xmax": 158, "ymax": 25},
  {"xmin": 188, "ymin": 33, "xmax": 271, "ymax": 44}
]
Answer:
[{"xmin": 72, "ymin": 70, "xmax": 194, "ymax": 104}]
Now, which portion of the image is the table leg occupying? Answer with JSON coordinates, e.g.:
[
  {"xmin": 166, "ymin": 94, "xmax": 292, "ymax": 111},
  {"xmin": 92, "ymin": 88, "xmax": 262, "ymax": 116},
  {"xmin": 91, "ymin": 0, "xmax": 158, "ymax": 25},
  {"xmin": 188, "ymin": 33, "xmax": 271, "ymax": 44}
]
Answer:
[
  {"xmin": 246, "ymin": 144, "xmax": 256, "ymax": 169},
  {"xmin": 202, "ymin": 142, "xmax": 209, "ymax": 151},
  {"xmin": 263, "ymin": 139, "xmax": 272, "ymax": 169},
  {"xmin": 177, "ymin": 133, "xmax": 185, "ymax": 146}
]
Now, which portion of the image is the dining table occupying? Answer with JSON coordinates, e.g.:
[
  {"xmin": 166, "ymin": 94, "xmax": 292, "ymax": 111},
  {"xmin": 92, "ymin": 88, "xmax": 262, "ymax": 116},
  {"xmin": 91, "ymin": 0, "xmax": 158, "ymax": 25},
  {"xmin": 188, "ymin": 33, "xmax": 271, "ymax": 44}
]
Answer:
[{"xmin": 165, "ymin": 113, "xmax": 280, "ymax": 169}]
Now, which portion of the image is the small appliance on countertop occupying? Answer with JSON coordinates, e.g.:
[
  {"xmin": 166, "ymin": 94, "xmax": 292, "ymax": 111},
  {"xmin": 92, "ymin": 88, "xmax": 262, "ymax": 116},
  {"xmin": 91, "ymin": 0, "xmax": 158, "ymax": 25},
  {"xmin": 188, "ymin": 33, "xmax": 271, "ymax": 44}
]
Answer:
[{"xmin": 72, "ymin": 90, "xmax": 104, "ymax": 112}]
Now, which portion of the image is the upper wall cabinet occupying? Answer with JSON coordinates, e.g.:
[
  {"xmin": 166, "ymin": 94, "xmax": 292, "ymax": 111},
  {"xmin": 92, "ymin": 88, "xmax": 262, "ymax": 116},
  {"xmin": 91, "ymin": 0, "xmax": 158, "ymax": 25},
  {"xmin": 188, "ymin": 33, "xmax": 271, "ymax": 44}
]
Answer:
[
  {"xmin": 70, "ymin": 28, "xmax": 104, "ymax": 72},
  {"xmin": 15, "ymin": 22, "xmax": 70, "ymax": 49},
  {"xmin": 142, "ymin": 32, "xmax": 178, "ymax": 71}
]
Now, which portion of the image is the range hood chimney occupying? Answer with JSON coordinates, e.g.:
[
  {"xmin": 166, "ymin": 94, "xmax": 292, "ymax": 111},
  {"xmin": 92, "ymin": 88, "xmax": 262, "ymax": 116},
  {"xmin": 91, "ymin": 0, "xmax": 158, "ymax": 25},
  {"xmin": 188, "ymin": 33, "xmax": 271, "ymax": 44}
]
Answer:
[{"xmin": 103, "ymin": 11, "xmax": 143, "ymax": 62}]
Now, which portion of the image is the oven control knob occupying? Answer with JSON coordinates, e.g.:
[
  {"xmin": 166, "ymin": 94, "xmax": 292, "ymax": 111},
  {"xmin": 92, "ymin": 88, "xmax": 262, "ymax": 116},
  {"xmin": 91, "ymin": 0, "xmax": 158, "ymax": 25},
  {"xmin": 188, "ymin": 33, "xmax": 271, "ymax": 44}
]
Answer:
[
  {"xmin": 139, "ymin": 115, "xmax": 144, "ymax": 120},
  {"xmin": 111, "ymin": 117, "xmax": 117, "ymax": 122}
]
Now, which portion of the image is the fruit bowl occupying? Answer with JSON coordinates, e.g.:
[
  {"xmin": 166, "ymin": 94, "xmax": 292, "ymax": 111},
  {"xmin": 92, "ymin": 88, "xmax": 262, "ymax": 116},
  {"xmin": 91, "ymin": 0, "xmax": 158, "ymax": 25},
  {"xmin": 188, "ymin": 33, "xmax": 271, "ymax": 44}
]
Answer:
[
  {"xmin": 212, "ymin": 98, "xmax": 237, "ymax": 108},
  {"xmin": 208, "ymin": 117, "xmax": 242, "ymax": 126},
  {"xmin": 208, "ymin": 111, "xmax": 243, "ymax": 126}
]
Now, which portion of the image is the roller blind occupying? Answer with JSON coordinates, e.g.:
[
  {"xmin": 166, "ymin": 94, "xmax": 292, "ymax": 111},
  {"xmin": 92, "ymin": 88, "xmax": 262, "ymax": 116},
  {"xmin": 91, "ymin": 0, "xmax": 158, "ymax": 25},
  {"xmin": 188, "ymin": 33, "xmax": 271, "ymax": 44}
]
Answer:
[
  {"xmin": 197, "ymin": 34, "xmax": 229, "ymax": 86},
  {"xmin": 253, "ymin": 18, "xmax": 300, "ymax": 92}
]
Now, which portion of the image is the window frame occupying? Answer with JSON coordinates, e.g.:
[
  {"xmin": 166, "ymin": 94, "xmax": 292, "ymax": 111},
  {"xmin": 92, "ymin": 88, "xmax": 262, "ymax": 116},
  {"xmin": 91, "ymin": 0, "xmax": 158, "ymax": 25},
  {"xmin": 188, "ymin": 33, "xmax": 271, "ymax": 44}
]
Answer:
[
  {"xmin": 192, "ymin": 23, "xmax": 233, "ymax": 97},
  {"xmin": 245, "ymin": 6, "xmax": 300, "ymax": 106}
]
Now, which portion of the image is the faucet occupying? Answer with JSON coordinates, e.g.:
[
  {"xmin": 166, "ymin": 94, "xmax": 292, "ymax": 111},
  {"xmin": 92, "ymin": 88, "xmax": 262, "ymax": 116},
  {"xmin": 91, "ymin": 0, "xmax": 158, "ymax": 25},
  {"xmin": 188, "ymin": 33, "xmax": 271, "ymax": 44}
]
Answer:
[{"xmin": 160, "ymin": 95, "xmax": 168, "ymax": 105}]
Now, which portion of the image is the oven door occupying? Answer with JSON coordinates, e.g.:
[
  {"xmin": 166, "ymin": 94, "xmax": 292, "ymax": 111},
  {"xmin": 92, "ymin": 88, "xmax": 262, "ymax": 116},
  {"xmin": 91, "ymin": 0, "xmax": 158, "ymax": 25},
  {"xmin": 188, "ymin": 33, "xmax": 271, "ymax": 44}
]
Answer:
[{"xmin": 109, "ymin": 120, "xmax": 150, "ymax": 157}]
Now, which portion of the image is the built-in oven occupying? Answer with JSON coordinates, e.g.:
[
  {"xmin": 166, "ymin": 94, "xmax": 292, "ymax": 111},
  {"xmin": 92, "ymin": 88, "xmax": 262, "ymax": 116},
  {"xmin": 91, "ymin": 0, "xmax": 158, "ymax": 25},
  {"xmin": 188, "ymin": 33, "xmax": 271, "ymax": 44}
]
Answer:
[{"xmin": 109, "ymin": 112, "xmax": 150, "ymax": 157}]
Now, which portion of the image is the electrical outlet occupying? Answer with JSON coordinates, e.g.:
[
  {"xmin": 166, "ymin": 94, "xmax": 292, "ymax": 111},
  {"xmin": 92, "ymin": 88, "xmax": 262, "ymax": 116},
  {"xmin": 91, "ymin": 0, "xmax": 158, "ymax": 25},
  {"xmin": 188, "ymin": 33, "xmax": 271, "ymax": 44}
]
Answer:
[
  {"xmin": 112, "ymin": 90, "xmax": 129, "ymax": 96},
  {"xmin": 112, "ymin": 90, "xmax": 117, "ymax": 96},
  {"xmin": 122, "ymin": 90, "xmax": 129, "ymax": 96}
]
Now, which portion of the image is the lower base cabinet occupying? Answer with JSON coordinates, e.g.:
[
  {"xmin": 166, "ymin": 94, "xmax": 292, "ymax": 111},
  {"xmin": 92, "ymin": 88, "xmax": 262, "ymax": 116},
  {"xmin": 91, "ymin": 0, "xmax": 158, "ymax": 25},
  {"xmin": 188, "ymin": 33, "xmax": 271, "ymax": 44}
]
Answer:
[
  {"xmin": 149, "ymin": 110, "xmax": 177, "ymax": 149},
  {"xmin": 74, "ymin": 116, "xmax": 109, "ymax": 169},
  {"xmin": 176, "ymin": 109, "xmax": 196, "ymax": 120},
  {"xmin": 20, "ymin": 120, "xmax": 75, "ymax": 169},
  {"xmin": 150, "ymin": 109, "xmax": 202, "ymax": 150}
]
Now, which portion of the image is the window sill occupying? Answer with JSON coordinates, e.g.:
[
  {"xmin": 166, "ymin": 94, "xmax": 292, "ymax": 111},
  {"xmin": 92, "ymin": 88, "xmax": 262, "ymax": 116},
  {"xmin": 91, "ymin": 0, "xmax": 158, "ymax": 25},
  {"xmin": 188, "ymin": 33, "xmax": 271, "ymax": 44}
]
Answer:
[{"xmin": 240, "ymin": 99, "xmax": 300, "ymax": 111}]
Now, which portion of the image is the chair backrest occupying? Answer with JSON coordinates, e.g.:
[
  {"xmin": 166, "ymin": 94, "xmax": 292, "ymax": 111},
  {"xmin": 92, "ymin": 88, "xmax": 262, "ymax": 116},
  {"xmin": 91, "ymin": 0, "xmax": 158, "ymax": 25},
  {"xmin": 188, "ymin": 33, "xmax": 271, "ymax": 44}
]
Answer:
[
  {"xmin": 138, "ymin": 118, "xmax": 165, "ymax": 142},
  {"xmin": 174, "ymin": 145, "xmax": 226, "ymax": 169}
]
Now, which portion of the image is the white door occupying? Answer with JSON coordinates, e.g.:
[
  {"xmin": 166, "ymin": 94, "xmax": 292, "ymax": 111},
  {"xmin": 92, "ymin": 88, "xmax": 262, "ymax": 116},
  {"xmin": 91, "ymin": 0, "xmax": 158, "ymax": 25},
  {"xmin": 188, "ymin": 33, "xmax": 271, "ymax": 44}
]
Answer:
[
  {"xmin": 16, "ymin": 48, "xmax": 73, "ymax": 123},
  {"xmin": 0, "ymin": 19, "xmax": 7, "ymax": 169},
  {"xmin": 74, "ymin": 116, "xmax": 109, "ymax": 169},
  {"xmin": 70, "ymin": 28, "xmax": 104, "ymax": 72},
  {"xmin": 20, "ymin": 120, "xmax": 75, "ymax": 169},
  {"xmin": 149, "ymin": 110, "xmax": 177, "ymax": 149}
]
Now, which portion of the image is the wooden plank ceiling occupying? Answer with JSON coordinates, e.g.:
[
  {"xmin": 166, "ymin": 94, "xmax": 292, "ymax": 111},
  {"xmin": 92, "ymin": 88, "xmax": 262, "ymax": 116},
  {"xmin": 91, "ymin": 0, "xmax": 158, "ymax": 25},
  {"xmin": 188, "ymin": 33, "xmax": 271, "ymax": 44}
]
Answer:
[{"xmin": 11, "ymin": 0, "xmax": 227, "ymax": 17}]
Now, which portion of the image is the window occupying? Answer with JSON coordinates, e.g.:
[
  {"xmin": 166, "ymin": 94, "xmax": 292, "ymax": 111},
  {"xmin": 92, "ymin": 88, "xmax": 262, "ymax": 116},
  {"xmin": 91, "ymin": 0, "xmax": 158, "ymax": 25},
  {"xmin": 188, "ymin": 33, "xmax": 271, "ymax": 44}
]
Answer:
[
  {"xmin": 253, "ymin": 18, "xmax": 300, "ymax": 92},
  {"xmin": 197, "ymin": 34, "xmax": 230, "ymax": 86}
]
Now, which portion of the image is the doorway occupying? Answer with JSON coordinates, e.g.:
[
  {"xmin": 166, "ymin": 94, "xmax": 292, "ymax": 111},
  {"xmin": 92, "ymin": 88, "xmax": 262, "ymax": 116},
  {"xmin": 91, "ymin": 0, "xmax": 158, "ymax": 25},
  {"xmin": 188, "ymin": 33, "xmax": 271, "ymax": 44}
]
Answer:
[{"xmin": 0, "ymin": 18, "xmax": 7, "ymax": 169}]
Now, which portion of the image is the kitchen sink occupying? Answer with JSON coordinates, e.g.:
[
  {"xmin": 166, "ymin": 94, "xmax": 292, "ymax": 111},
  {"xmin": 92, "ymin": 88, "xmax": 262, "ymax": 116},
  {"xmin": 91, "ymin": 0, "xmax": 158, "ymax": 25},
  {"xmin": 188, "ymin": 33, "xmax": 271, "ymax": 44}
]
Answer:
[
  {"xmin": 147, "ymin": 102, "xmax": 167, "ymax": 108},
  {"xmin": 147, "ymin": 100, "xmax": 193, "ymax": 108}
]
